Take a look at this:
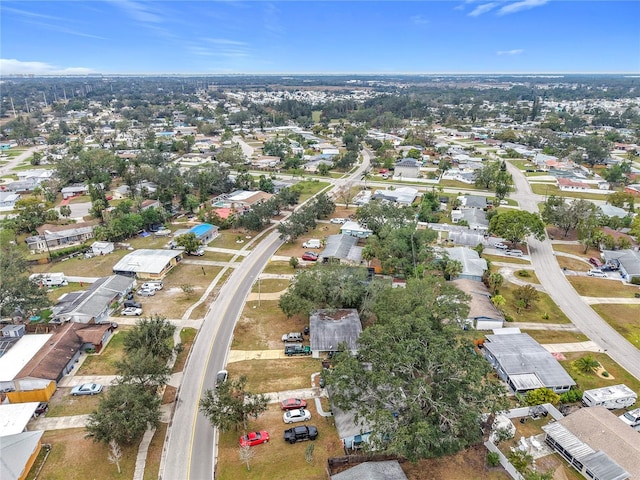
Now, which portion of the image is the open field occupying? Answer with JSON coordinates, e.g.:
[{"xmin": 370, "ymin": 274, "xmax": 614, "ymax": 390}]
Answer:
[
  {"xmin": 567, "ymin": 277, "xmax": 640, "ymax": 297},
  {"xmin": 26, "ymin": 428, "xmax": 139, "ymax": 480},
  {"xmin": 31, "ymin": 249, "xmax": 130, "ymax": 277},
  {"xmin": 216, "ymin": 403, "xmax": 342, "ymax": 480},
  {"xmin": 233, "ymin": 300, "xmax": 305, "ymax": 350},
  {"xmin": 499, "ymin": 282, "xmax": 571, "ymax": 324},
  {"xmin": 251, "ymin": 278, "xmax": 289, "ymax": 293},
  {"xmin": 77, "ymin": 328, "xmax": 130, "ymax": 375},
  {"xmin": 560, "ymin": 351, "xmax": 640, "ymax": 394},
  {"xmin": 591, "ymin": 303, "xmax": 640, "ymax": 348},
  {"xmin": 227, "ymin": 358, "xmax": 321, "ymax": 394}
]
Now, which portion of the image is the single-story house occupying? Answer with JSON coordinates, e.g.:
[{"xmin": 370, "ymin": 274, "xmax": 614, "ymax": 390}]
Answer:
[
  {"xmin": 624, "ymin": 184, "xmax": 640, "ymax": 196},
  {"xmin": 558, "ymin": 178, "xmax": 590, "ymax": 191},
  {"xmin": 340, "ymin": 221, "xmax": 373, "ymax": 239},
  {"xmin": 26, "ymin": 224, "xmax": 95, "ymax": 253},
  {"xmin": 173, "ymin": 223, "xmax": 219, "ymax": 245},
  {"xmin": 0, "ymin": 403, "xmax": 41, "ymax": 436},
  {"xmin": 319, "ymin": 235, "xmax": 363, "ymax": 265},
  {"xmin": 330, "ymin": 394, "xmax": 374, "ymax": 452},
  {"xmin": 91, "ymin": 241, "xmax": 114, "ymax": 256},
  {"xmin": 602, "ymin": 249, "xmax": 640, "ymax": 283},
  {"xmin": 459, "ymin": 195, "xmax": 487, "ymax": 210},
  {"xmin": 445, "ymin": 247, "xmax": 488, "ymax": 281},
  {"xmin": 331, "ymin": 461, "xmax": 407, "ymax": 480},
  {"xmin": 393, "ymin": 159, "xmax": 421, "ymax": 179},
  {"xmin": 483, "ymin": 332, "xmax": 575, "ymax": 393},
  {"xmin": 310, "ymin": 309, "xmax": 363, "ymax": 359},
  {"xmin": 451, "ymin": 208, "xmax": 488, "ymax": 231},
  {"xmin": 112, "ymin": 249, "xmax": 182, "ymax": 279},
  {"xmin": 140, "ymin": 199, "xmax": 161, "ymax": 210},
  {"xmin": 371, "ymin": 186, "xmax": 419, "ymax": 206},
  {"xmin": 599, "ymin": 204, "xmax": 630, "ymax": 219},
  {"xmin": 543, "ymin": 406, "xmax": 640, "ymax": 480},
  {"xmin": 0, "ymin": 334, "xmax": 53, "ymax": 393},
  {"xmin": 0, "ymin": 191, "xmax": 20, "ymax": 211},
  {"xmin": 303, "ymin": 158, "xmax": 334, "ymax": 173},
  {"xmin": 225, "ymin": 190, "xmax": 274, "ymax": 208},
  {"xmin": 451, "ymin": 279, "xmax": 504, "ymax": 330},
  {"xmin": 60, "ymin": 184, "xmax": 90, "ymax": 199},
  {"xmin": 51, "ymin": 275, "xmax": 135, "ymax": 324},
  {"xmin": 0, "ymin": 430, "xmax": 44, "ymax": 480}
]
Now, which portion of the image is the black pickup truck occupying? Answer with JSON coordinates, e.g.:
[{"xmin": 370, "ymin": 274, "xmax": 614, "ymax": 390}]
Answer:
[{"xmin": 284, "ymin": 425, "xmax": 318, "ymax": 444}]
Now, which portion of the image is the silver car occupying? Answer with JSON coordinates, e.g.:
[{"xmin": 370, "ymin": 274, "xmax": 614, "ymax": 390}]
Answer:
[
  {"xmin": 283, "ymin": 408, "xmax": 311, "ymax": 424},
  {"xmin": 71, "ymin": 383, "xmax": 103, "ymax": 396}
]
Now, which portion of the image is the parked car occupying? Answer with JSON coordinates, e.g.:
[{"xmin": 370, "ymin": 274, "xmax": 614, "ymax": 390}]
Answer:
[
  {"xmin": 587, "ymin": 269, "xmax": 608, "ymax": 278},
  {"xmin": 494, "ymin": 242, "xmax": 508, "ymax": 250},
  {"xmin": 124, "ymin": 300, "xmax": 142, "ymax": 309},
  {"xmin": 505, "ymin": 249, "xmax": 523, "ymax": 257},
  {"xmin": 284, "ymin": 425, "xmax": 318, "ymax": 444},
  {"xmin": 141, "ymin": 282, "xmax": 163, "ymax": 291},
  {"xmin": 121, "ymin": 307, "xmax": 143, "ymax": 316},
  {"xmin": 589, "ymin": 257, "xmax": 604, "ymax": 268},
  {"xmin": 34, "ymin": 402, "xmax": 48, "ymax": 417},
  {"xmin": 285, "ymin": 344, "xmax": 311, "ymax": 356},
  {"xmin": 71, "ymin": 383, "xmax": 103, "ymax": 396},
  {"xmin": 283, "ymin": 408, "xmax": 311, "ymax": 424},
  {"xmin": 302, "ymin": 239, "xmax": 321, "ymax": 249},
  {"xmin": 330, "ymin": 217, "xmax": 347, "ymax": 224},
  {"xmin": 301, "ymin": 252, "xmax": 319, "ymax": 261},
  {"xmin": 187, "ymin": 248, "xmax": 205, "ymax": 256},
  {"xmin": 137, "ymin": 288, "xmax": 156, "ymax": 297},
  {"xmin": 281, "ymin": 398, "xmax": 307, "ymax": 411},
  {"xmin": 282, "ymin": 332, "xmax": 304, "ymax": 342},
  {"xmin": 240, "ymin": 430, "xmax": 270, "ymax": 447},
  {"xmin": 215, "ymin": 370, "xmax": 228, "ymax": 387}
]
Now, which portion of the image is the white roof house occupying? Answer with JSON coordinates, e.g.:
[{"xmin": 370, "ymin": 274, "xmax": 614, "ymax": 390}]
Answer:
[
  {"xmin": 112, "ymin": 249, "xmax": 182, "ymax": 279},
  {"xmin": 445, "ymin": 247, "xmax": 488, "ymax": 281},
  {"xmin": 0, "ymin": 403, "xmax": 40, "ymax": 436},
  {"xmin": 0, "ymin": 335, "xmax": 53, "ymax": 383},
  {"xmin": 0, "ymin": 430, "xmax": 44, "ymax": 480}
]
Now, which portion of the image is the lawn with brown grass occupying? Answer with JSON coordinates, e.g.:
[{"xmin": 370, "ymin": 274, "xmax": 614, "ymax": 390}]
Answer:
[
  {"xmin": 552, "ymin": 243, "xmax": 596, "ymax": 257},
  {"xmin": 31, "ymin": 249, "xmax": 130, "ymax": 277},
  {"xmin": 143, "ymin": 422, "xmax": 168, "ymax": 480},
  {"xmin": 213, "ymin": 229, "xmax": 256, "ymax": 250},
  {"xmin": 591, "ymin": 303, "xmax": 640, "ymax": 348},
  {"xmin": 173, "ymin": 327, "xmax": 198, "ymax": 373},
  {"xmin": 227, "ymin": 358, "xmax": 322, "ymax": 394},
  {"xmin": 482, "ymin": 254, "xmax": 530, "ymax": 265},
  {"xmin": 46, "ymin": 388, "xmax": 103, "ymax": 417},
  {"xmin": 522, "ymin": 329, "xmax": 589, "ymax": 344},
  {"xmin": 28, "ymin": 428, "xmax": 139, "ymax": 480},
  {"xmin": 499, "ymin": 283, "xmax": 571, "ymax": 324},
  {"xmin": 251, "ymin": 278, "xmax": 290, "ymax": 293},
  {"xmin": 567, "ymin": 277, "xmax": 640, "ymax": 298},
  {"xmin": 233, "ymin": 300, "xmax": 306, "ymax": 350},
  {"xmin": 263, "ymin": 261, "xmax": 295, "ymax": 275},
  {"xmin": 216, "ymin": 403, "xmax": 342, "ymax": 480},
  {"xmin": 556, "ymin": 256, "xmax": 590, "ymax": 272},
  {"xmin": 77, "ymin": 328, "xmax": 130, "ymax": 375},
  {"xmin": 560, "ymin": 352, "xmax": 640, "ymax": 394}
]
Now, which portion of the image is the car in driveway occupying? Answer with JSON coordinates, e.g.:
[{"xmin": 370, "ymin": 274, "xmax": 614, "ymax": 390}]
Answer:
[
  {"xmin": 283, "ymin": 408, "xmax": 311, "ymax": 424},
  {"xmin": 505, "ymin": 249, "xmax": 523, "ymax": 257},
  {"xmin": 301, "ymin": 251, "xmax": 319, "ymax": 261},
  {"xmin": 589, "ymin": 257, "xmax": 604, "ymax": 268},
  {"xmin": 141, "ymin": 282, "xmax": 163, "ymax": 291},
  {"xmin": 587, "ymin": 269, "xmax": 608, "ymax": 278},
  {"xmin": 281, "ymin": 398, "xmax": 308, "ymax": 411},
  {"xmin": 215, "ymin": 370, "xmax": 228, "ymax": 388},
  {"xmin": 494, "ymin": 242, "xmax": 508, "ymax": 250},
  {"xmin": 124, "ymin": 300, "xmax": 142, "ymax": 309},
  {"xmin": 34, "ymin": 402, "xmax": 49, "ymax": 417},
  {"xmin": 284, "ymin": 425, "xmax": 318, "ymax": 444},
  {"xmin": 121, "ymin": 307, "xmax": 143, "ymax": 316},
  {"xmin": 239, "ymin": 430, "xmax": 270, "ymax": 447},
  {"xmin": 71, "ymin": 383, "xmax": 103, "ymax": 396},
  {"xmin": 282, "ymin": 332, "xmax": 304, "ymax": 342},
  {"xmin": 137, "ymin": 288, "xmax": 156, "ymax": 297},
  {"xmin": 330, "ymin": 217, "xmax": 347, "ymax": 224},
  {"xmin": 284, "ymin": 344, "xmax": 311, "ymax": 356},
  {"xmin": 187, "ymin": 247, "xmax": 205, "ymax": 256}
]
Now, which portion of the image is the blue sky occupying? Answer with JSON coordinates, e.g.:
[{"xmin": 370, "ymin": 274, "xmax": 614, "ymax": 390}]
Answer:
[{"xmin": 1, "ymin": 1, "xmax": 639, "ymax": 75}]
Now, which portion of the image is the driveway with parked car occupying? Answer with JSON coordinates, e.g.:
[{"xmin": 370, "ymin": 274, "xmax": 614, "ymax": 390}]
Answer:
[{"xmin": 70, "ymin": 383, "xmax": 103, "ymax": 396}]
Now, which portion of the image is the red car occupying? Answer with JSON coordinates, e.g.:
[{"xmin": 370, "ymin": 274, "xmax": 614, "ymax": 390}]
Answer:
[
  {"xmin": 301, "ymin": 252, "xmax": 319, "ymax": 261},
  {"xmin": 239, "ymin": 430, "xmax": 270, "ymax": 447},
  {"xmin": 281, "ymin": 398, "xmax": 308, "ymax": 411}
]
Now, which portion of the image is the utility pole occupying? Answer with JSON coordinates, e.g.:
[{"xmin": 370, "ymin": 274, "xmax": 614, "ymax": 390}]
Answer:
[{"xmin": 10, "ymin": 97, "xmax": 17, "ymax": 117}]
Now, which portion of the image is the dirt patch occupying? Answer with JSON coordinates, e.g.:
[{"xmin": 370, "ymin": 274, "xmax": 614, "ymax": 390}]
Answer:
[
  {"xmin": 595, "ymin": 366, "xmax": 615, "ymax": 380},
  {"xmin": 46, "ymin": 387, "xmax": 103, "ymax": 417},
  {"xmin": 162, "ymin": 385, "xmax": 177, "ymax": 404},
  {"xmin": 547, "ymin": 226, "xmax": 579, "ymax": 242}
]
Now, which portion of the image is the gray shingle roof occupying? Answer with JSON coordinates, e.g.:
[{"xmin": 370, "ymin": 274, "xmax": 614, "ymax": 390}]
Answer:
[
  {"xmin": 320, "ymin": 235, "xmax": 362, "ymax": 263},
  {"xmin": 310, "ymin": 309, "xmax": 362, "ymax": 352},
  {"xmin": 331, "ymin": 461, "xmax": 407, "ymax": 480}
]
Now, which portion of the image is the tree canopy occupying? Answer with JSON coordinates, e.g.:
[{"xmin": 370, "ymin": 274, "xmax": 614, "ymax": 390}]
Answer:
[{"xmin": 488, "ymin": 210, "xmax": 545, "ymax": 246}]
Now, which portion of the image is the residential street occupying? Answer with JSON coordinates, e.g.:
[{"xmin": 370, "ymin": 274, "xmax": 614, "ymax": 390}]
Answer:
[{"xmin": 506, "ymin": 162, "xmax": 640, "ymax": 379}]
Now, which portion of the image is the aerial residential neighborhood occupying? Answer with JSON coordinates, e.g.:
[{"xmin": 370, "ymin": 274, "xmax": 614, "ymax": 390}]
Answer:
[{"xmin": 0, "ymin": 72, "xmax": 639, "ymax": 480}]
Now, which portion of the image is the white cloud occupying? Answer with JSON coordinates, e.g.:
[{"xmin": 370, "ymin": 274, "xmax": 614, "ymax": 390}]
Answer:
[
  {"xmin": 497, "ymin": 49, "xmax": 524, "ymax": 55},
  {"xmin": 1, "ymin": 6, "xmax": 65, "ymax": 22},
  {"xmin": 411, "ymin": 15, "xmax": 429, "ymax": 25},
  {"xmin": 109, "ymin": 0, "xmax": 163, "ymax": 24},
  {"xmin": 204, "ymin": 38, "xmax": 248, "ymax": 46},
  {"xmin": 468, "ymin": 2, "xmax": 499, "ymax": 16},
  {"xmin": 497, "ymin": 0, "xmax": 549, "ymax": 15},
  {"xmin": 0, "ymin": 59, "xmax": 96, "ymax": 76}
]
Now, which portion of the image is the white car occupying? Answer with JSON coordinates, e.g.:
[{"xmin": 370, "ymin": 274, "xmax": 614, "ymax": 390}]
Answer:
[
  {"xmin": 121, "ymin": 307, "xmax": 142, "ymax": 316},
  {"xmin": 141, "ymin": 282, "xmax": 163, "ymax": 291},
  {"xmin": 587, "ymin": 269, "xmax": 608, "ymax": 278},
  {"xmin": 137, "ymin": 288, "xmax": 156, "ymax": 297},
  {"xmin": 283, "ymin": 408, "xmax": 311, "ymax": 424},
  {"xmin": 494, "ymin": 242, "xmax": 508, "ymax": 250},
  {"xmin": 330, "ymin": 218, "xmax": 347, "ymax": 224}
]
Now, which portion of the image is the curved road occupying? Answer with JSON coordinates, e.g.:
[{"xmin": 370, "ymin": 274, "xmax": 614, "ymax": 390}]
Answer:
[
  {"xmin": 506, "ymin": 161, "xmax": 640, "ymax": 380},
  {"xmin": 161, "ymin": 150, "xmax": 371, "ymax": 480}
]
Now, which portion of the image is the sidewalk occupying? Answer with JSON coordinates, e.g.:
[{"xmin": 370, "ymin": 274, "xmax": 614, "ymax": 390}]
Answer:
[{"xmin": 542, "ymin": 341, "xmax": 601, "ymax": 353}]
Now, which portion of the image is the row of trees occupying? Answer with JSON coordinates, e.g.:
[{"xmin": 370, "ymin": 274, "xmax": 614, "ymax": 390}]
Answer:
[
  {"xmin": 277, "ymin": 192, "xmax": 335, "ymax": 241},
  {"xmin": 473, "ymin": 161, "xmax": 513, "ymax": 201}
]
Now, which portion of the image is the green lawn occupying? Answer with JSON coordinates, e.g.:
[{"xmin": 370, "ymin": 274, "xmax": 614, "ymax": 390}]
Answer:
[
  {"xmin": 591, "ymin": 304, "xmax": 640, "ymax": 349},
  {"xmin": 522, "ymin": 330, "xmax": 589, "ymax": 344},
  {"xmin": 560, "ymin": 352, "xmax": 640, "ymax": 395},
  {"xmin": 77, "ymin": 328, "xmax": 130, "ymax": 375},
  {"xmin": 499, "ymin": 282, "xmax": 571, "ymax": 324},
  {"xmin": 531, "ymin": 183, "xmax": 613, "ymax": 201},
  {"xmin": 251, "ymin": 278, "xmax": 289, "ymax": 293},
  {"xmin": 263, "ymin": 261, "xmax": 295, "ymax": 275},
  {"xmin": 567, "ymin": 277, "xmax": 640, "ymax": 298}
]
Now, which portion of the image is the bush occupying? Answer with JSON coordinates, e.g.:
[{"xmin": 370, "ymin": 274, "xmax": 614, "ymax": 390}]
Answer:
[
  {"xmin": 517, "ymin": 269, "xmax": 531, "ymax": 278},
  {"xmin": 630, "ymin": 277, "xmax": 640, "ymax": 285},
  {"xmin": 487, "ymin": 451, "xmax": 501, "ymax": 468},
  {"xmin": 559, "ymin": 388, "xmax": 583, "ymax": 403},
  {"xmin": 49, "ymin": 244, "xmax": 88, "ymax": 260},
  {"xmin": 602, "ymin": 371, "xmax": 610, "ymax": 377},
  {"xmin": 504, "ymin": 314, "xmax": 514, "ymax": 322}
]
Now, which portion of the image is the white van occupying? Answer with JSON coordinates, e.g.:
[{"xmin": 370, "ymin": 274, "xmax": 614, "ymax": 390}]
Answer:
[
  {"xmin": 505, "ymin": 249, "xmax": 523, "ymax": 257},
  {"xmin": 302, "ymin": 239, "xmax": 321, "ymax": 249}
]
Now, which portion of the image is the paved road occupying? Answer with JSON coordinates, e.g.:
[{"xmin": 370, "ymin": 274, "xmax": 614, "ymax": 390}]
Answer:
[
  {"xmin": 0, "ymin": 145, "xmax": 46, "ymax": 176},
  {"xmin": 506, "ymin": 161, "xmax": 640, "ymax": 379},
  {"xmin": 161, "ymin": 150, "xmax": 371, "ymax": 480}
]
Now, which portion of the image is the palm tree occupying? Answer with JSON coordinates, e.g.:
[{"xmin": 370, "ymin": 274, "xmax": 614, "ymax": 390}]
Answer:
[{"xmin": 574, "ymin": 355, "xmax": 600, "ymax": 374}]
